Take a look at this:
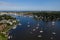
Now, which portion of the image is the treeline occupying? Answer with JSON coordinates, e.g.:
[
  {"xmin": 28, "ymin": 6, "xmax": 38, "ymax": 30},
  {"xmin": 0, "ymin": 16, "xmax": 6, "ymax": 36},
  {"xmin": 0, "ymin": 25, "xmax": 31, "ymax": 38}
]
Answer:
[
  {"xmin": 0, "ymin": 14, "xmax": 16, "ymax": 20},
  {"xmin": 32, "ymin": 11, "xmax": 60, "ymax": 21}
]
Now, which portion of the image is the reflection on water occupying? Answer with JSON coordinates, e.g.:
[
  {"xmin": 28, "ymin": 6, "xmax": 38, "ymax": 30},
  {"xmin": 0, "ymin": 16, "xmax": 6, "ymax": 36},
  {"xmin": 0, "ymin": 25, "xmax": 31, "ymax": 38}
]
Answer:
[{"xmin": 8, "ymin": 15, "xmax": 60, "ymax": 40}]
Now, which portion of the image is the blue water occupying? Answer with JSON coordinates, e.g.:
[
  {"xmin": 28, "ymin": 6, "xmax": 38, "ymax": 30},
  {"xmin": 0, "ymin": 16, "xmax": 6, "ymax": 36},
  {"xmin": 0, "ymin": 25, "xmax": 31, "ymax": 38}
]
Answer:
[{"xmin": 8, "ymin": 15, "xmax": 60, "ymax": 40}]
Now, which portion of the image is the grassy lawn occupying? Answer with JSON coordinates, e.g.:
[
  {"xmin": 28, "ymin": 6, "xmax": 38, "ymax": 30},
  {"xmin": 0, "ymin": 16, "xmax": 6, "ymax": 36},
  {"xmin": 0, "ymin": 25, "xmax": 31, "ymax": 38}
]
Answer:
[{"xmin": 0, "ymin": 33, "xmax": 7, "ymax": 40}]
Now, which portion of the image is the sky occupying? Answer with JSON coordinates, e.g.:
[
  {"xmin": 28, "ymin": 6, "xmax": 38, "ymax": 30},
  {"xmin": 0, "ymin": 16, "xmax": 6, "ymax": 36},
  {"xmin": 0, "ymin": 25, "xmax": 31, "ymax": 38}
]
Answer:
[{"xmin": 0, "ymin": 0, "xmax": 60, "ymax": 11}]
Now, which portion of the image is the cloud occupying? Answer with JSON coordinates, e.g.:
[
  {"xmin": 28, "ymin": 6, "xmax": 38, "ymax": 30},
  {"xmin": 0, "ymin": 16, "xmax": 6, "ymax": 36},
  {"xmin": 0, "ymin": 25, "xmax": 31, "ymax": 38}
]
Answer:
[
  {"xmin": 0, "ymin": 1, "xmax": 9, "ymax": 6},
  {"xmin": 0, "ymin": 1, "xmax": 18, "ymax": 6},
  {"xmin": 0, "ymin": 1, "xmax": 22, "ymax": 10}
]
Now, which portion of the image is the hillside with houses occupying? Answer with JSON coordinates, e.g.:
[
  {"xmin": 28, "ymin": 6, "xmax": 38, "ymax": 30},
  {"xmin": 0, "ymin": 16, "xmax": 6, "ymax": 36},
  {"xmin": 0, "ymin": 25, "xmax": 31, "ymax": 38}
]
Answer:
[{"xmin": 0, "ymin": 14, "xmax": 19, "ymax": 40}]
